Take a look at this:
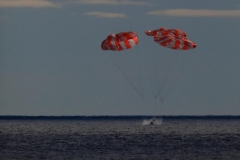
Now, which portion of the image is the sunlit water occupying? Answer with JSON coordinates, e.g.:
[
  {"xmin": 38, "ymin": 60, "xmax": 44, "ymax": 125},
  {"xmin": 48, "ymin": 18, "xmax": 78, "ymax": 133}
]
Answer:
[{"xmin": 0, "ymin": 116, "xmax": 240, "ymax": 160}]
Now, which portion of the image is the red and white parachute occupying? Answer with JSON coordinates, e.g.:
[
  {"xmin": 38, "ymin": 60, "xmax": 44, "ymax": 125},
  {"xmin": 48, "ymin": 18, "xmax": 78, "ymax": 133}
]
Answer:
[
  {"xmin": 145, "ymin": 27, "xmax": 187, "ymax": 38},
  {"xmin": 101, "ymin": 31, "xmax": 138, "ymax": 51},
  {"xmin": 145, "ymin": 27, "xmax": 196, "ymax": 50},
  {"xmin": 101, "ymin": 31, "xmax": 143, "ymax": 99},
  {"xmin": 144, "ymin": 27, "xmax": 197, "ymax": 104},
  {"xmin": 100, "ymin": 28, "xmax": 197, "ymax": 104}
]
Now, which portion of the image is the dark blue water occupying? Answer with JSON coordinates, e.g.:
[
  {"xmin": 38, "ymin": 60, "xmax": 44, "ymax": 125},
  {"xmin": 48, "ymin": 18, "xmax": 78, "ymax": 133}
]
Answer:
[{"xmin": 1, "ymin": 116, "xmax": 240, "ymax": 160}]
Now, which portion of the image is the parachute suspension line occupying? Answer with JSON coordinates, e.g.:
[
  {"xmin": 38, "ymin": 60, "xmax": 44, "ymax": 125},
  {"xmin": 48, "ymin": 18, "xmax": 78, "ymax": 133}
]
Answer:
[
  {"xmin": 106, "ymin": 54, "xmax": 144, "ymax": 99},
  {"xmin": 145, "ymin": 48, "xmax": 156, "ymax": 98},
  {"xmin": 154, "ymin": 53, "xmax": 180, "ymax": 100},
  {"xmin": 159, "ymin": 101, "xmax": 163, "ymax": 117},
  {"xmin": 150, "ymin": 48, "xmax": 161, "ymax": 116},
  {"xmin": 150, "ymin": 49, "xmax": 161, "ymax": 100},
  {"xmin": 160, "ymin": 53, "xmax": 194, "ymax": 102},
  {"xmin": 154, "ymin": 97, "xmax": 157, "ymax": 117},
  {"xmin": 147, "ymin": 48, "xmax": 159, "ymax": 118},
  {"xmin": 146, "ymin": 63, "xmax": 154, "ymax": 96},
  {"xmin": 137, "ymin": 42, "xmax": 145, "ymax": 100}
]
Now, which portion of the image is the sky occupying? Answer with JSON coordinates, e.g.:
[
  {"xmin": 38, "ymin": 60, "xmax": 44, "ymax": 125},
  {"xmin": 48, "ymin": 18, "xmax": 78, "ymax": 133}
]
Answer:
[{"xmin": 0, "ymin": 0, "xmax": 240, "ymax": 116}]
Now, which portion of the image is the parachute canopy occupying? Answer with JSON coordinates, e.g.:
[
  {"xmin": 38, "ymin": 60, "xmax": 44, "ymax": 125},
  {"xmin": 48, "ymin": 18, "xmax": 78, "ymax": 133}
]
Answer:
[
  {"xmin": 145, "ymin": 27, "xmax": 187, "ymax": 38},
  {"xmin": 145, "ymin": 27, "xmax": 196, "ymax": 50},
  {"xmin": 101, "ymin": 31, "xmax": 138, "ymax": 51}
]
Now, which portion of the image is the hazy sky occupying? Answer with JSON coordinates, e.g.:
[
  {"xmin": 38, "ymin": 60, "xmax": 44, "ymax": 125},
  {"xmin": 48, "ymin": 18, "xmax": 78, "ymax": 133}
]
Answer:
[{"xmin": 1, "ymin": 0, "xmax": 240, "ymax": 116}]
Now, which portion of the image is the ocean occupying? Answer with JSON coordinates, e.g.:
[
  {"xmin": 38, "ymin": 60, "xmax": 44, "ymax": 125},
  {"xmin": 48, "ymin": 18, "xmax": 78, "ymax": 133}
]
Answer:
[{"xmin": 0, "ymin": 116, "xmax": 240, "ymax": 160}]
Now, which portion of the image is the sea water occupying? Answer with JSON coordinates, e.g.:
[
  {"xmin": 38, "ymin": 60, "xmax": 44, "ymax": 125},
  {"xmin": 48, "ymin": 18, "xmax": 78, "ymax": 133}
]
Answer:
[{"xmin": 0, "ymin": 116, "xmax": 240, "ymax": 160}]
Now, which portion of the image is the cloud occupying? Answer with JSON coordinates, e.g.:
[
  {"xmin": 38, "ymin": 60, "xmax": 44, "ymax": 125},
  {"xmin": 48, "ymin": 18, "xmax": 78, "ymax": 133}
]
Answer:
[
  {"xmin": 0, "ymin": 0, "xmax": 60, "ymax": 8},
  {"xmin": 147, "ymin": 9, "xmax": 240, "ymax": 17},
  {"xmin": 0, "ymin": 0, "xmax": 150, "ymax": 9},
  {"xmin": 72, "ymin": 0, "xmax": 147, "ymax": 5},
  {"xmin": 83, "ymin": 12, "xmax": 126, "ymax": 18}
]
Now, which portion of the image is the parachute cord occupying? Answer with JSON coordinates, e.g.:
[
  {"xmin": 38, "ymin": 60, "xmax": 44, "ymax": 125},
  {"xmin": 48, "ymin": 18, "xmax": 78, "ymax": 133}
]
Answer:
[
  {"xmin": 145, "ymin": 47, "xmax": 156, "ymax": 98},
  {"xmin": 137, "ymin": 43, "xmax": 145, "ymax": 100},
  {"xmin": 160, "ymin": 101, "xmax": 163, "ymax": 119},
  {"xmin": 106, "ymin": 54, "xmax": 144, "ymax": 99},
  {"xmin": 151, "ymin": 50, "xmax": 160, "ymax": 98},
  {"xmin": 160, "ymin": 53, "xmax": 194, "ymax": 102},
  {"xmin": 146, "ymin": 66, "xmax": 155, "ymax": 97},
  {"xmin": 151, "ymin": 51, "xmax": 158, "ymax": 118},
  {"xmin": 155, "ymin": 53, "xmax": 180, "ymax": 100},
  {"xmin": 154, "ymin": 97, "xmax": 157, "ymax": 117}
]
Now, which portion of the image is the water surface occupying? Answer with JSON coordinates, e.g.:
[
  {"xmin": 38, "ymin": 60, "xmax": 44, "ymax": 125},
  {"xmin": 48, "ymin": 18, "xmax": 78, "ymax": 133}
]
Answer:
[{"xmin": 0, "ymin": 116, "xmax": 240, "ymax": 160}]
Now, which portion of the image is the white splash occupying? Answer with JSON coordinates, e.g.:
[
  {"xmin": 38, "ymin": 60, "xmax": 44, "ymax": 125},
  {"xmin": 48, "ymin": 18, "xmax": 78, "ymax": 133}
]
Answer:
[{"xmin": 142, "ymin": 118, "xmax": 162, "ymax": 125}]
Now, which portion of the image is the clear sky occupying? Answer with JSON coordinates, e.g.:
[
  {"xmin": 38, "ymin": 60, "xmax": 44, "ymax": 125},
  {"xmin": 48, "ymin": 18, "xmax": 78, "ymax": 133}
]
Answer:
[{"xmin": 1, "ymin": 0, "xmax": 240, "ymax": 116}]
